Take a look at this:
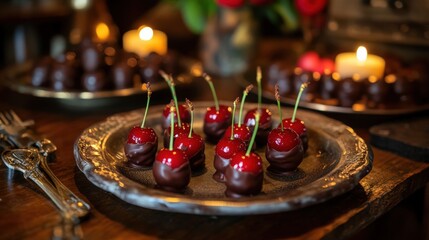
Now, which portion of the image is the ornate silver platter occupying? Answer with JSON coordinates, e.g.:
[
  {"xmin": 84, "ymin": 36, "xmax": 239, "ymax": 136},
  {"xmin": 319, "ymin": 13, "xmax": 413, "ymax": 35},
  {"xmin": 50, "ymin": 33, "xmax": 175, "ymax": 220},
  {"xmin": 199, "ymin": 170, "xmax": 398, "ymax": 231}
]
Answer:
[
  {"xmin": 0, "ymin": 59, "xmax": 200, "ymax": 109},
  {"xmin": 74, "ymin": 102, "xmax": 372, "ymax": 215},
  {"xmin": 236, "ymin": 75, "xmax": 429, "ymax": 115}
]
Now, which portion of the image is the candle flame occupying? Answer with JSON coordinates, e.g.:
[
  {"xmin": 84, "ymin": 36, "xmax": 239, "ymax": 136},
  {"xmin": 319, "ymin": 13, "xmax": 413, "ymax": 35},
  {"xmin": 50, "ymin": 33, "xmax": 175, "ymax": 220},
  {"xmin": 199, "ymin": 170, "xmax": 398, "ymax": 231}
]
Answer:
[
  {"xmin": 356, "ymin": 46, "xmax": 367, "ymax": 62},
  {"xmin": 139, "ymin": 26, "xmax": 153, "ymax": 41}
]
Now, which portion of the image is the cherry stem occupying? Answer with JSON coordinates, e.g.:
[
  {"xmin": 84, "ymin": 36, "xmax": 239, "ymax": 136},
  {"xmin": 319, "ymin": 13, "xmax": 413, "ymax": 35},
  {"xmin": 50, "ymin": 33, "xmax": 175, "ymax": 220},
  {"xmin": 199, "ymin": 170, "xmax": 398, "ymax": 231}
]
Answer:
[
  {"xmin": 238, "ymin": 85, "xmax": 252, "ymax": 127},
  {"xmin": 277, "ymin": 99, "xmax": 283, "ymax": 132},
  {"xmin": 160, "ymin": 71, "xmax": 181, "ymax": 126},
  {"xmin": 186, "ymin": 99, "xmax": 194, "ymax": 138},
  {"xmin": 203, "ymin": 74, "xmax": 219, "ymax": 111},
  {"xmin": 246, "ymin": 111, "xmax": 260, "ymax": 156},
  {"xmin": 275, "ymin": 83, "xmax": 283, "ymax": 131},
  {"xmin": 169, "ymin": 106, "xmax": 175, "ymax": 151},
  {"xmin": 230, "ymin": 98, "xmax": 239, "ymax": 141},
  {"xmin": 140, "ymin": 83, "xmax": 151, "ymax": 128},
  {"xmin": 292, "ymin": 83, "xmax": 307, "ymax": 123},
  {"xmin": 257, "ymin": 66, "xmax": 262, "ymax": 111}
]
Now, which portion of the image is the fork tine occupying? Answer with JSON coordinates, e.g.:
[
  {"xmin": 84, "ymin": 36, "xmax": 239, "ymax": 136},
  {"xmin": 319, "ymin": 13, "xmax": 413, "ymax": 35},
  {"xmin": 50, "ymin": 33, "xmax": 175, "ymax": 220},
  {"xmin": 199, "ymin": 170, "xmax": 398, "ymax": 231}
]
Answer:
[
  {"xmin": 0, "ymin": 111, "xmax": 10, "ymax": 125},
  {"xmin": 9, "ymin": 110, "xmax": 24, "ymax": 125}
]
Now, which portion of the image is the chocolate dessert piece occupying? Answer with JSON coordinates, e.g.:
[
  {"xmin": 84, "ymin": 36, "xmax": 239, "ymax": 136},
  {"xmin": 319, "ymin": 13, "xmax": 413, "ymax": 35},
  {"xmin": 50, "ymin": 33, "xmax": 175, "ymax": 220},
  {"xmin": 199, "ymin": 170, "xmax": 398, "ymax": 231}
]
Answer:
[
  {"xmin": 81, "ymin": 70, "xmax": 107, "ymax": 92},
  {"xmin": 31, "ymin": 56, "xmax": 52, "ymax": 87},
  {"xmin": 244, "ymin": 108, "xmax": 272, "ymax": 147},
  {"xmin": 112, "ymin": 61, "xmax": 135, "ymax": 89},
  {"xmin": 203, "ymin": 105, "xmax": 232, "ymax": 143},
  {"xmin": 81, "ymin": 43, "xmax": 104, "ymax": 72},
  {"xmin": 124, "ymin": 142, "xmax": 158, "ymax": 168},
  {"xmin": 224, "ymin": 163, "xmax": 263, "ymax": 198},
  {"xmin": 338, "ymin": 75, "xmax": 365, "ymax": 107},
  {"xmin": 265, "ymin": 138, "xmax": 304, "ymax": 173},
  {"xmin": 50, "ymin": 62, "xmax": 76, "ymax": 90},
  {"xmin": 366, "ymin": 76, "xmax": 391, "ymax": 107},
  {"xmin": 320, "ymin": 71, "xmax": 340, "ymax": 100},
  {"xmin": 265, "ymin": 62, "xmax": 294, "ymax": 96},
  {"xmin": 152, "ymin": 160, "xmax": 190, "ymax": 192}
]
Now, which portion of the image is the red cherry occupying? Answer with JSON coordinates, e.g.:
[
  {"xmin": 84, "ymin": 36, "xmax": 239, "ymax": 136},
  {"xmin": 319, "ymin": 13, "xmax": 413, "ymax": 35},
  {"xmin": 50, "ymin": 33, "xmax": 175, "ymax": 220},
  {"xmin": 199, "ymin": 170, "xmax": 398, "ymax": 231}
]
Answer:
[
  {"xmin": 204, "ymin": 105, "xmax": 231, "ymax": 123},
  {"xmin": 174, "ymin": 133, "xmax": 204, "ymax": 158},
  {"xmin": 230, "ymin": 152, "xmax": 263, "ymax": 175},
  {"xmin": 267, "ymin": 128, "xmax": 301, "ymax": 151},
  {"xmin": 295, "ymin": 0, "xmax": 327, "ymax": 17},
  {"xmin": 297, "ymin": 51, "xmax": 320, "ymax": 72},
  {"xmin": 215, "ymin": 137, "xmax": 246, "ymax": 159},
  {"xmin": 162, "ymin": 104, "xmax": 190, "ymax": 124},
  {"xmin": 224, "ymin": 124, "xmax": 251, "ymax": 143},
  {"xmin": 163, "ymin": 123, "xmax": 191, "ymax": 147},
  {"xmin": 216, "ymin": 0, "xmax": 245, "ymax": 8},
  {"xmin": 127, "ymin": 126, "xmax": 157, "ymax": 144},
  {"xmin": 155, "ymin": 148, "xmax": 188, "ymax": 169},
  {"xmin": 244, "ymin": 108, "xmax": 272, "ymax": 127},
  {"xmin": 279, "ymin": 118, "xmax": 306, "ymax": 136}
]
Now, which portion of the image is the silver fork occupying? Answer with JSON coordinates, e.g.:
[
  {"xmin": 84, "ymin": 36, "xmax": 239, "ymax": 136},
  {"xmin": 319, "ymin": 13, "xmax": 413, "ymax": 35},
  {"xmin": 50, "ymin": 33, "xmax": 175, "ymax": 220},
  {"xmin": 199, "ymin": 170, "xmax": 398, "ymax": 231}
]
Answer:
[{"xmin": 0, "ymin": 110, "xmax": 90, "ymax": 217}]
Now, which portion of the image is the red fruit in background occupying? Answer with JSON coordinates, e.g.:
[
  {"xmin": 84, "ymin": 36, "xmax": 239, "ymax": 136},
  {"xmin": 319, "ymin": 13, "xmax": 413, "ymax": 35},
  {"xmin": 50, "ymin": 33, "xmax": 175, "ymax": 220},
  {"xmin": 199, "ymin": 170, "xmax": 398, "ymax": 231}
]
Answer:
[
  {"xmin": 127, "ymin": 126, "xmax": 157, "ymax": 144},
  {"xmin": 204, "ymin": 105, "xmax": 231, "ymax": 123},
  {"xmin": 215, "ymin": 138, "xmax": 246, "ymax": 159},
  {"xmin": 162, "ymin": 104, "xmax": 190, "ymax": 128},
  {"xmin": 174, "ymin": 133, "xmax": 204, "ymax": 159},
  {"xmin": 244, "ymin": 108, "xmax": 272, "ymax": 127},
  {"xmin": 267, "ymin": 128, "xmax": 301, "ymax": 152},
  {"xmin": 230, "ymin": 152, "xmax": 263, "ymax": 175},
  {"xmin": 297, "ymin": 51, "xmax": 320, "ymax": 72},
  {"xmin": 295, "ymin": 0, "xmax": 327, "ymax": 17},
  {"xmin": 216, "ymin": 0, "xmax": 245, "ymax": 8},
  {"xmin": 318, "ymin": 58, "xmax": 335, "ymax": 74},
  {"xmin": 224, "ymin": 124, "xmax": 251, "ymax": 144},
  {"xmin": 155, "ymin": 148, "xmax": 188, "ymax": 169}
]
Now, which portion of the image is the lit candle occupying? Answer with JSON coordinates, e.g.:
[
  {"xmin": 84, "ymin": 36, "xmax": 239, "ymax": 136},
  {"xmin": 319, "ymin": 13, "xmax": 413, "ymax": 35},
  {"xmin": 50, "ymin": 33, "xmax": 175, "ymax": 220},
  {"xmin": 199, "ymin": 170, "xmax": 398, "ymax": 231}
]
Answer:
[
  {"xmin": 335, "ymin": 46, "xmax": 385, "ymax": 79},
  {"xmin": 123, "ymin": 26, "xmax": 167, "ymax": 57}
]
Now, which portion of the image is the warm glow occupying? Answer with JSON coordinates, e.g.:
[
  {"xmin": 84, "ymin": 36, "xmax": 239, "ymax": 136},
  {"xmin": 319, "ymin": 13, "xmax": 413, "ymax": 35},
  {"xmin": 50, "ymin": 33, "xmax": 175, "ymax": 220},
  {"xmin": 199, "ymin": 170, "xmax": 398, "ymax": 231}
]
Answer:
[
  {"xmin": 95, "ymin": 22, "xmax": 110, "ymax": 41},
  {"xmin": 72, "ymin": 0, "xmax": 89, "ymax": 9},
  {"xmin": 139, "ymin": 26, "xmax": 153, "ymax": 41},
  {"xmin": 356, "ymin": 46, "xmax": 367, "ymax": 62}
]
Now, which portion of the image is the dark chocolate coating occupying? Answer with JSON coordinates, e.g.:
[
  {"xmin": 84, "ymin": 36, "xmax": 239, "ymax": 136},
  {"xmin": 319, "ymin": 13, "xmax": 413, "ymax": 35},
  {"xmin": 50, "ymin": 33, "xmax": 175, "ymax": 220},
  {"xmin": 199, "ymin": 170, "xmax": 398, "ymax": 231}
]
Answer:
[
  {"xmin": 81, "ymin": 70, "xmax": 107, "ymax": 92},
  {"xmin": 367, "ymin": 79, "xmax": 390, "ymax": 105},
  {"xmin": 338, "ymin": 78, "xmax": 364, "ymax": 107},
  {"xmin": 152, "ymin": 161, "xmax": 190, "ymax": 192},
  {"xmin": 188, "ymin": 148, "xmax": 205, "ymax": 172},
  {"xmin": 224, "ymin": 165, "xmax": 263, "ymax": 198},
  {"xmin": 253, "ymin": 121, "xmax": 272, "ymax": 147},
  {"xmin": 300, "ymin": 131, "xmax": 309, "ymax": 152},
  {"xmin": 31, "ymin": 56, "xmax": 52, "ymax": 87},
  {"xmin": 265, "ymin": 142, "xmax": 304, "ymax": 173},
  {"xmin": 50, "ymin": 63, "xmax": 76, "ymax": 90},
  {"xmin": 212, "ymin": 154, "xmax": 230, "ymax": 183},
  {"xmin": 124, "ymin": 142, "xmax": 158, "ymax": 167},
  {"xmin": 266, "ymin": 62, "xmax": 294, "ymax": 96},
  {"xmin": 320, "ymin": 73, "xmax": 338, "ymax": 99},
  {"xmin": 203, "ymin": 120, "xmax": 230, "ymax": 144},
  {"xmin": 112, "ymin": 61, "xmax": 135, "ymax": 89},
  {"xmin": 81, "ymin": 44, "xmax": 104, "ymax": 72},
  {"xmin": 393, "ymin": 74, "xmax": 417, "ymax": 103}
]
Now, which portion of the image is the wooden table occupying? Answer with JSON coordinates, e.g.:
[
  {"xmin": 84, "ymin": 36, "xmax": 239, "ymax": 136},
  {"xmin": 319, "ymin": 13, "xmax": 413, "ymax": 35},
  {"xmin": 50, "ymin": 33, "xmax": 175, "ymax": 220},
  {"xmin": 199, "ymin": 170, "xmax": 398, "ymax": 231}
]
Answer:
[{"xmin": 0, "ymin": 78, "xmax": 428, "ymax": 240}]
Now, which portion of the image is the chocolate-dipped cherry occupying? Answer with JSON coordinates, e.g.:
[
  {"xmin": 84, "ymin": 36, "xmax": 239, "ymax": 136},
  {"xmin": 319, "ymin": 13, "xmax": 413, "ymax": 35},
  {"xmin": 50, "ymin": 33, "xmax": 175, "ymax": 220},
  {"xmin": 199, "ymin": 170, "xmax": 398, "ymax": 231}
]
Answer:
[
  {"xmin": 278, "ymin": 83, "xmax": 309, "ymax": 151},
  {"xmin": 202, "ymin": 73, "xmax": 232, "ymax": 143},
  {"xmin": 244, "ymin": 67, "xmax": 272, "ymax": 146},
  {"xmin": 153, "ymin": 105, "xmax": 190, "ymax": 192},
  {"xmin": 213, "ymin": 98, "xmax": 246, "ymax": 182},
  {"xmin": 159, "ymin": 71, "xmax": 191, "ymax": 129},
  {"xmin": 124, "ymin": 83, "xmax": 158, "ymax": 167},
  {"xmin": 162, "ymin": 101, "xmax": 191, "ymax": 147},
  {"xmin": 266, "ymin": 84, "xmax": 304, "ymax": 174},
  {"xmin": 224, "ymin": 85, "xmax": 253, "ymax": 147},
  {"xmin": 174, "ymin": 99, "xmax": 205, "ymax": 172},
  {"xmin": 225, "ymin": 112, "xmax": 263, "ymax": 198},
  {"xmin": 338, "ymin": 74, "xmax": 365, "ymax": 107}
]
